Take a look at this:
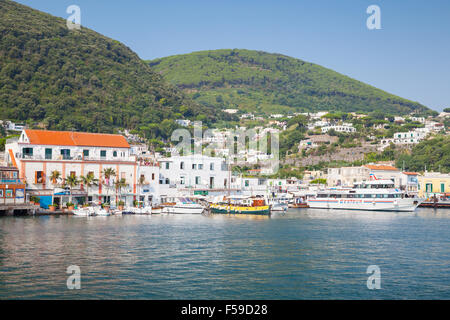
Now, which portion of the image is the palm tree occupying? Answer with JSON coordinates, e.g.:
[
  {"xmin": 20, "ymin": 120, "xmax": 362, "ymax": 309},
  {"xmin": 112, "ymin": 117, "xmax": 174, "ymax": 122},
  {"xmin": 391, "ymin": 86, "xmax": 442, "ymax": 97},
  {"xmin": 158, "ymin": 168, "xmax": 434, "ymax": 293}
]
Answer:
[
  {"xmin": 80, "ymin": 172, "xmax": 98, "ymax": 205},
  {"xmin": 49, "ymin": 170, "xmax": 61, "ymax": 205},
  {"xmin": 102, "ymin": 168, "xmax": 116, "ymax": 203},
  {"xmin": 114, "ymin": 178, "xmax": 129, "ymax": 205},
  {"xmin": 137, "ymin": 175, "xmax": 146, "ymax": 206},
  {"xmin": 65, "ymin": 174, "xmax": 80, "ymax": 205}
]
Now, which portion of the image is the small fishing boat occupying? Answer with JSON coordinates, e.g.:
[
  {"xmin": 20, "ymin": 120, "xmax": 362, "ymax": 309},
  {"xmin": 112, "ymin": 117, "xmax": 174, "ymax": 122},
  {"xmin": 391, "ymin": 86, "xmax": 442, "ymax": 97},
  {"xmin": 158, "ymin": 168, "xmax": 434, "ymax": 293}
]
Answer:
[
  {"xmin": 95, "ymin": 207, "xmax": 111, "ymax": 216},
  {"xmin": 73, "ymin": 207, "xmax": 95, "ymax": 216},
  {"xmin": 162, "ymin": 201, "xmax": 205, "ymax": 214},
  {"xmin": 210, "ymin": 196, "xmax": 270, "ymax": 216}
]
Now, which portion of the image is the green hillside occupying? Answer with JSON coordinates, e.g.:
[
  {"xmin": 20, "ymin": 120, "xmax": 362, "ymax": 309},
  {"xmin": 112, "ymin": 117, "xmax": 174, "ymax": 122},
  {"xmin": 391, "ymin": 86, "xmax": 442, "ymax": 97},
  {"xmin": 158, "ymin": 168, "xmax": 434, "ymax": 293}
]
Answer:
[
  {"xmin": 0, "ymin": 0, "xmax": 214, "ymax": 134},
  {"xmin": 148, "ymin": 49, "xmax": 431, "ymax": 116}
]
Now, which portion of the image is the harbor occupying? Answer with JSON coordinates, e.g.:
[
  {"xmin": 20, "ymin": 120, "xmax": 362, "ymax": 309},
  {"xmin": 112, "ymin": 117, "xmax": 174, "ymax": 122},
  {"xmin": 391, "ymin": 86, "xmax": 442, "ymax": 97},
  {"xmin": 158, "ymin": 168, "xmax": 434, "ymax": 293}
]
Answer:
[{"xmin": 1, "ymin": 207, "xmax": 449, "ymax": 299}]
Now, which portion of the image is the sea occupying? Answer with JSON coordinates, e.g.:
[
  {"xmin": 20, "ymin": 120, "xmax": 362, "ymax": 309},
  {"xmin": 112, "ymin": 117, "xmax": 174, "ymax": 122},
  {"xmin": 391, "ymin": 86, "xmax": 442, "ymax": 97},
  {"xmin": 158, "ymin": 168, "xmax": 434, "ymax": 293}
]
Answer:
[{"xmin": 0, "ymin": 208, "xmax": 449, "ymax": 299}]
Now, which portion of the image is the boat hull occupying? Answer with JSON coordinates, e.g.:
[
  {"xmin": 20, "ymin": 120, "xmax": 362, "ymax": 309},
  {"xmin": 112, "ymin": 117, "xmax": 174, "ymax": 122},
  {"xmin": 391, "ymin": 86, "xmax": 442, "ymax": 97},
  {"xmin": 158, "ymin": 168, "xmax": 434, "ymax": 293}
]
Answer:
[
  {"xmin": 163, "ymin": 206, "xmax": 204, "ymax": 214},
  {"xmin": 210, "ymin": 204, "xmax": 271, "ymax": 216},
  {"xmin": 307, "ymin": 198, "xmax": 422, "ymax": 212}
]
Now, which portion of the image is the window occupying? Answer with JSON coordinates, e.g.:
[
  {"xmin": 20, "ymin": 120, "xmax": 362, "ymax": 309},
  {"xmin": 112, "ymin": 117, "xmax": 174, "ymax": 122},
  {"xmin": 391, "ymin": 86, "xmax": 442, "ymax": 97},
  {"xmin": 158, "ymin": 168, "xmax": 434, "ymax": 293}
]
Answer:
[
  {"xmin": 100, "ymin": 150, "xmax": 107, "ymax": 158},
  {"xmin": 209, "ymin": 177, "xmax": 214, "ymax": 188},
  {"xmin": 180, "ymin": 176, "xmax": 185, "ymax": 185},
  {"xmin": 45, "ymin": 148, "xmax": 52, "ymax": 160},
  {"xmin": 0, "ymin": 189, "xmax": 3, "ymax": 198},
  {"xmin": 35, "ymin": 171, "xmax": 44, "ymax": 184},
  {"xmin": 61, "ymin": 149, "xmax": 71, "ymax": 160},
  {"xmin": 195, "ymin": 176, "xmax": 201, "ymax": 185},
  {"xmin": 152, "ymin": 173, "xmax": 155, "ymax": 180},
  {"xmin": 83, "ymin": 150, "xmax": 89, "ymax": 158},
  {"xmin": 180, "ymin": 162, "xmax": 184, "ymax": 170},
  {"xmin": 199, "ymin": 164, "xmax": 204, "ymax": 170},
  {"xmin": 5, "ymin": 189, "xmax": 13, "ymax": 198},
  {"xmin": 245, "ymin": 180, "xmax": 249, "ymax": 187},
  {"xmin": 165, "ymin": 178, "xmax": 170, "ymax": 185},
  {"xmin": 165, "ymin": 162, "xmax": 170, "ymax": 170},
  {"xmin": 113, "ymin": 151, "xmax": 117, "ymax": 157},
  {"xmin": 426, "ymin": 183, "xmax": 433, "ymax": 193},
  {"xmin": 192, "ymin": 164, "xmax": 197, "ymax": 170},
  {"xmin": 23, "ymin": 147, "xmax": 33, "ymax": 157},
  {"xmin": 441, "ymin": 183, "xmax": 445, "ymax": 193},
  {"xmin": 210, "ymin": 163, "xmax": 214, "ymax": 170}
]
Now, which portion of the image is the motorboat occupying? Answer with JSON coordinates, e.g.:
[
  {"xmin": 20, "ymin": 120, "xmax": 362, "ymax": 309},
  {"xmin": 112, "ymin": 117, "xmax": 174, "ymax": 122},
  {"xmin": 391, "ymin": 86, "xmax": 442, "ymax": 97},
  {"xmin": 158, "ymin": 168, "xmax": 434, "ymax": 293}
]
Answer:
[{"xmin": 72, "ymin": 206, "xmax": 95, "ymax": 216}]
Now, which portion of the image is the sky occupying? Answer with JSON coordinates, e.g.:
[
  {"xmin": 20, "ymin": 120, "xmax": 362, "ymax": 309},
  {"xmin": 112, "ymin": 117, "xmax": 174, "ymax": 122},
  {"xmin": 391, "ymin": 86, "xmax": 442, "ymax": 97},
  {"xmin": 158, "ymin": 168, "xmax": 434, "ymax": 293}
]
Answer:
[{"xmin": 14, "ymin": 0, "xmax": 450, "ymax": 112}]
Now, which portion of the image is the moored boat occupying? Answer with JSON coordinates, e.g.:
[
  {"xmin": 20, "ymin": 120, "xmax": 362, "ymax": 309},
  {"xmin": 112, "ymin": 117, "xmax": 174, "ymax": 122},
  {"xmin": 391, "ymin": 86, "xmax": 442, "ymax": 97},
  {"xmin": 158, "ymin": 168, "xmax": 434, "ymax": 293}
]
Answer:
[
  {"xmin": 307, "ymin": 179, "xmax": 424, "ymax": 212},
  {"xmin": 210, "ymin": 196, "xmax": 270, "ymax": 215}
]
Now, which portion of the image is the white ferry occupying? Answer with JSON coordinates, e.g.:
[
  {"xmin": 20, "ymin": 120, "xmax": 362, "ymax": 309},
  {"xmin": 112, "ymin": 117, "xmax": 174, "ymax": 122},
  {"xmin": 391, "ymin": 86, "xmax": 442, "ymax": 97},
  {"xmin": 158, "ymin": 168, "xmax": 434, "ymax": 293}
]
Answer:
[{"xmin": 307, "ymin": 179, "xmax": 424, "ymax": 212}]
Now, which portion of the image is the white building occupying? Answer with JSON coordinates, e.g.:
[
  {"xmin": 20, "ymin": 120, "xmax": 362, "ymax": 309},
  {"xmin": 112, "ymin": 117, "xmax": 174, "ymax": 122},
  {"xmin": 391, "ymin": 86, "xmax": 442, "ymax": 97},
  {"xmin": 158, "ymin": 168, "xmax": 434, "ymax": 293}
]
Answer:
[
  {"xmin": 175, "ymin": 119, "xmax": 191, "ymax": 127},
  {"xmin": 158, "ymin": 155, "xmax": 230, "ymax": 199},
  {"xmin": 321, "ymin": 123, "xmax": 356, "ymax": 134},
  {"xmin": 5, "ymin": 129, "xmax": 160, "ymax": 208}
]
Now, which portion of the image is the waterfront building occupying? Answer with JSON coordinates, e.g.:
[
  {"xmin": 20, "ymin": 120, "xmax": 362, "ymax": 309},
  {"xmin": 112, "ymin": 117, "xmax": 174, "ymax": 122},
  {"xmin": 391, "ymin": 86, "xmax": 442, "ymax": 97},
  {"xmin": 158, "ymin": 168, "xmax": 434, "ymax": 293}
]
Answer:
[
  {"xmin": 399, "ymin": 172, "xmax": 420, "ymax": 195},
  {"xmin": 417, "ymin": 172, "xmax": 450, "ymax": 198},
  {"xmin": 0, "ymin": 166, "xmax": 26, "ymax": 206},
  {"xmin": 327, "ymin": 166, "xmax": 369, "ymax": 187},
  {"xmin": 4, "ymin": 129, "xmax": 159, "ymax": 208},
  {"xmin": 363, "ymin": 164, "xmax": 402, "ymax": 187},
  {"xmin": 327, "ymin": 164, "xmax": 401, "ymax": 187},
  {"xmin": 158, "ymin": 155, "xmax": 230, "ymax": 199}
]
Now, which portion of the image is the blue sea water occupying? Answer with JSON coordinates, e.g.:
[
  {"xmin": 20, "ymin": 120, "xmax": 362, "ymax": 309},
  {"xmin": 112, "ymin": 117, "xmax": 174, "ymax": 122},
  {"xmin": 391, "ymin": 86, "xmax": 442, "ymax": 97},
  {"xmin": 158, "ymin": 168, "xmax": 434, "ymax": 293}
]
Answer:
[{"xmin": 0, "ymin": 208, "xmax": 449, "ymax": 299}]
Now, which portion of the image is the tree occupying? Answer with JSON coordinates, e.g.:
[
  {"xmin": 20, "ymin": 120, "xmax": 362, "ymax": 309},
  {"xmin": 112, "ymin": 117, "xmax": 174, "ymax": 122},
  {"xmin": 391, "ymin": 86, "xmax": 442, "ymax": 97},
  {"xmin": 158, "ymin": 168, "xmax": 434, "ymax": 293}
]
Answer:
[
  {"xmin": 136, "ymin": 175, "xmax": 146, "ymax": 206},
  {"xmin": 49, "ymin": 170, "xmax": 61, "ymax": 206},
  {"xmin": 80, "ymin": 172, "xmax": 98, "ymax": 205},
  {"xmin": 114, "ymin": 178, "xmax": 129, "ymax": 205},
  {"xmin": 102, "ymin": 168, "xmax": 116, "ymax": 202},
  {"xmin": 64, "ymin": 174, "xmax": 80, "ymax": 205}
]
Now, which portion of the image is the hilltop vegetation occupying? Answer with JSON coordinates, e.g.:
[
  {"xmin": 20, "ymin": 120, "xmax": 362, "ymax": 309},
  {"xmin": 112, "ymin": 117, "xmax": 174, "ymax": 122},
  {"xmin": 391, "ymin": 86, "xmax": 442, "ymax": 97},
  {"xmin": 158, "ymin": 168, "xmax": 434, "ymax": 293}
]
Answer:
[
  {"xmin": 149, "ymin": 49, "xmax": 432, "ymax": 116},
  {"xmin": 0, "ymin": 0, "xmax": 215, "ymax": 134},
  {"xmin": 396, "ymin": 135, "xmax": 450, "ymax": 173}
]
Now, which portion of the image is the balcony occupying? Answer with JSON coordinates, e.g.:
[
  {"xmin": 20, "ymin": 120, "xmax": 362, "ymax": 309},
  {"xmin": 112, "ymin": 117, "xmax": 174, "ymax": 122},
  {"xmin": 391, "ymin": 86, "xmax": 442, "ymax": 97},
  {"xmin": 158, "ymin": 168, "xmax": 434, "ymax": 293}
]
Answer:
[{"xmin": 15, "ymin": 153, "xmax": 136, "ymax": 162}]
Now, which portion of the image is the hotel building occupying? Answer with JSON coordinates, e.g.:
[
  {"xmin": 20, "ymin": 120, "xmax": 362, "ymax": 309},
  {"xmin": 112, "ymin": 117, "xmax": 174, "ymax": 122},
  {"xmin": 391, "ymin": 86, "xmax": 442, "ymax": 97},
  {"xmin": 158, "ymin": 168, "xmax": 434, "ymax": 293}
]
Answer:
[{"xmin": 4, "ymin": 129, "xmax": 159, "ymax": 208}]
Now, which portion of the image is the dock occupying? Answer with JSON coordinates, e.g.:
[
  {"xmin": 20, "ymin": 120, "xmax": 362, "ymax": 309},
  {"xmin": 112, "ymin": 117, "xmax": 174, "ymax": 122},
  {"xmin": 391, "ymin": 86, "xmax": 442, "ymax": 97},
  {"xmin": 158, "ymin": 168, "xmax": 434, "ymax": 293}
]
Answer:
[{"xmin": 0, "ymin": 204, "xmax": 38, "ymax": 216}]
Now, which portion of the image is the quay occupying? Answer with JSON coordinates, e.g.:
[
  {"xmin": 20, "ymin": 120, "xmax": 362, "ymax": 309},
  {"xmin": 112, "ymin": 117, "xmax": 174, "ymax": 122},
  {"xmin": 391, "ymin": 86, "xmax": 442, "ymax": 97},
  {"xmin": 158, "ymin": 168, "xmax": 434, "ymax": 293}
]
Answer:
[{"xmin": 0, "ymin": 204, "xmax": 37, "ymax": 216}]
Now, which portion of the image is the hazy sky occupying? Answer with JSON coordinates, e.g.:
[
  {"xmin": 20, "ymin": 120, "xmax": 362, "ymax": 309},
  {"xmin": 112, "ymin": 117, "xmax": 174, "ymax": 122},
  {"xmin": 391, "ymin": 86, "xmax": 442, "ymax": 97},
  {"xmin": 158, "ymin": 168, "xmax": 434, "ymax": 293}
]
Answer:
[{"xmin": 14, "ymin": 0, "xmax": 450, "ymax": 111}]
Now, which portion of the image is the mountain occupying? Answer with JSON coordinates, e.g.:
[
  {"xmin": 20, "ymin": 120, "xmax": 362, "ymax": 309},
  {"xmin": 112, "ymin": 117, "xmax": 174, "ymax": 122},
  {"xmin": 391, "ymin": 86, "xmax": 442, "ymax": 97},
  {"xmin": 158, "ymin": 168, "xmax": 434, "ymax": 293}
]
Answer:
[
  {"xmin": 148, "ymin": 49, "xmax": 431, "ymax": 116},
  {"xmin": 0, "ymin": 0, "xmax": 214, "ymax": 134}
]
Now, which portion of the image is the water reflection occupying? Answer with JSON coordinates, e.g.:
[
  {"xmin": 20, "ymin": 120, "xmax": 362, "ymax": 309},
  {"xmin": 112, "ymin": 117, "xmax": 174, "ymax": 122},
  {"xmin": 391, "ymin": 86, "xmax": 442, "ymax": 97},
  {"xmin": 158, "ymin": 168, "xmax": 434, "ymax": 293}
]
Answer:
[{"xmin": 0, "ymin": 208, "xmax": 449, "ymax": 299}]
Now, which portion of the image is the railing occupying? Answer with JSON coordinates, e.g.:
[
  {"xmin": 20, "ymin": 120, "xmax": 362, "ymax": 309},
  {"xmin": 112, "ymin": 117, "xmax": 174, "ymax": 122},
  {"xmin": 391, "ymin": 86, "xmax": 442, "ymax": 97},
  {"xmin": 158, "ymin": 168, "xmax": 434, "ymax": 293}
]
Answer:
[{"xmin": 15, "ymin": 153, "xmax": 135, "ymax": 162}]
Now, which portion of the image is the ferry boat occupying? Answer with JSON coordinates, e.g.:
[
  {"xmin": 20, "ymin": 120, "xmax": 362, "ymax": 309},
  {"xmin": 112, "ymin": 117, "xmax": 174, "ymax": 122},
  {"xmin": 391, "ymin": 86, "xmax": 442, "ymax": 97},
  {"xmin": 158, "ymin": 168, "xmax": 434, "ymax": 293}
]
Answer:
[
  {"xmin": 307, "ymin": 179, "xmax": 424, "ymax": 212},
  {"xmin": 210, "ymin": 196, "xmax": 271, "ymax": 216}
]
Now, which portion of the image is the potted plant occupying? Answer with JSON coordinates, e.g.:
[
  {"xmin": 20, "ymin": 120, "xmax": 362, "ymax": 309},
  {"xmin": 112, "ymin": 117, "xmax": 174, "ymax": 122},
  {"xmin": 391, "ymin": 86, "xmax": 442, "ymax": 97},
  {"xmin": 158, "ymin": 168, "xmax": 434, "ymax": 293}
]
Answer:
[
  {"xmin": 133, "ymin": 199, "xmax": 139, "ymax": 208},
  {"xmin": 34, "ymin": 197, "xmax": 40, "ymax": 206},
  {"xmin": 48, "ymin": 203, "xmax": 57, "ymax": 212},
  {"xmin": 102, "ymin": 202, "xmax": 110, "ymax": 212},
  {"xmin": 66, "ymin": 202, "xmax": 75, "ymax": 211},
  {"xmin": 118, "ymin": 200, "xmax": 125, "ymax": 211},
  {"xmin": 29, "ymin": 196, "xmax": 36, "ymax": 205}
]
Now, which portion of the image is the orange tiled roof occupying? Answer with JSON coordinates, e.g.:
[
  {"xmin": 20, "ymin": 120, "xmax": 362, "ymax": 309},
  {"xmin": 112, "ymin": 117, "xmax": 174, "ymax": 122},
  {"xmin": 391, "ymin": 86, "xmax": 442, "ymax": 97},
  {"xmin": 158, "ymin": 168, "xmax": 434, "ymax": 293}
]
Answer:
[
  {"xmin": 364, "ymin": 165, "xmax": 399, "ymax": 171},
  {"xmin": 402, "ymin": 172, "xmax": 419, "ymax": 175},
  {"xmin": 24, "ymin": 130, "xmax": 130, "ymax": 148}
]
